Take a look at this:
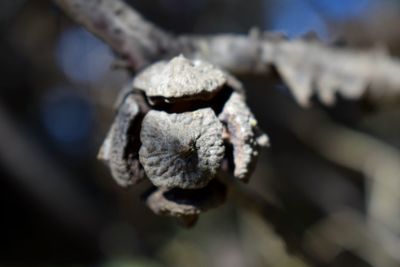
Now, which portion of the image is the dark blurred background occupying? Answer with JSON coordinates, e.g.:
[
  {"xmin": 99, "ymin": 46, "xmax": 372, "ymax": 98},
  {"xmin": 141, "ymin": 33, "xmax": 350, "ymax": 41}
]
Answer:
[{"xmin": 2, "ymin": 0, "xmax": 400, "ymax": 266}]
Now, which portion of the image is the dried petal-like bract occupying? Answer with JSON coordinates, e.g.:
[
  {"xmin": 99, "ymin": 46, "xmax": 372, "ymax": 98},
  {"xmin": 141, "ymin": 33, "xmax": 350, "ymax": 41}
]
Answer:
[
  {"xmin": 98, "ymin": 94, "xmax": 144, "ymax": 187},
  {"xmin": 139, "ymin": 108, "xmax": 225, "ymax": 189},
  {"xmin": 219, "ymin": 92, "xmax": 269, "ymax": 181},
  {"xmin": 145, "ymin": 179, "xmax": 227, "ymax": 226},
  {"xmin": 133, "ymin": 55, "xmax": 226, "ymax": 102}
]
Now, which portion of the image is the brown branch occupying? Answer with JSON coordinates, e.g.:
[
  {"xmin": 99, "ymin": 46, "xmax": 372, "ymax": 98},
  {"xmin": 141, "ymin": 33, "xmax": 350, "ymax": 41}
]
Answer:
[
  {"xmin": 180, "ymin": 33, "xmax": 400, "ymax": 106},
  {"xmin": 53, "ymin": 0, "xmax": 400, "ymax": 107},
  {"xmin": 53, "ymin": 0, "xmax": 179, "ymax": 69}
]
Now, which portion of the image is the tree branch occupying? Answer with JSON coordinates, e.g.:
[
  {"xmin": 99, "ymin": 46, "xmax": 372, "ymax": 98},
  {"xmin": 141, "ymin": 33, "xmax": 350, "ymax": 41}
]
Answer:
[
  {"xmin": 53, "ymin": 0, "xmax": 179, "ymax": 69},
  {"xmin": 54, "ymin": 0, "xmax": 400, "ymax": 106},
  {"xmin": 180, "ymin": 33, "xmax": 400, "ymax": 106}
]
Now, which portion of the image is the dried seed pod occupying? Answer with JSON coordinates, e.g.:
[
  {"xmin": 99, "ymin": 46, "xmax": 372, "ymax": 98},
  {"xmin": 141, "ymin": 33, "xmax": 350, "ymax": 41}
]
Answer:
[
  {"xmin": 98, "ymin": 56, "xmax": 270, "ymax": 226},
  {"xmin": 219, "ymin": 92, "xmax": 269, "ymax": 181},
  {"xmin": 144, "ymin": 179, "xmax": 227, "ymax": 227},
  {"xmin": 139, "ymin": 108, "xmax": 225, "ymax": 189},
  {"xmin": 98, "ymin": 94, "xmax": 145, "ymax": 187},
  {"xmin": 133, "ymin": 55, "xmax": 226, "ymax": 103}
]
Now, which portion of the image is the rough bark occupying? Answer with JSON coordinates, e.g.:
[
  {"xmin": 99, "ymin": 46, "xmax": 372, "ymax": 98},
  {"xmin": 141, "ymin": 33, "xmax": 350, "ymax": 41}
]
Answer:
[{"xmin": 54, "ymin": 0, "xmax": 400, "ymax": 106}]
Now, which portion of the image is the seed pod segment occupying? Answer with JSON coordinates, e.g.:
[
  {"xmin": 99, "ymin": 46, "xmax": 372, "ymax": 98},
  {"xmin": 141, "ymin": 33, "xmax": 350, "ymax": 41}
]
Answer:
[
  {"xmin": 133, "ymin": 55, "xmax": 227, "ymax": 103},
  {"xmin": 98, "ymin": 94, "xmax": 145, "ymax": 187},
  {"xmin": 219, "ymin": 92, "xmax": 269, "ymax": 181},
  {"xmin": 139, "ymin": 108, "xmax": 225, "ymax": 189}
]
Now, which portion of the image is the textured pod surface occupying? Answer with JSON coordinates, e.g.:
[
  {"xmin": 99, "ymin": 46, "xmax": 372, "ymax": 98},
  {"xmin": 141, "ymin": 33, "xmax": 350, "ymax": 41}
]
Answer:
[
  {"xmin": 139, "ymin": 108, "xmax": 225, "ymax": 189},
  {"xmin": 98, "ymin": 94, "xmax": 144, "ymax": 187},
  {"xmin": 145, "ymin": 179, "xmax": 227, "ymax": 221},
  {"xmin": 133, "ymin": 55, "xmax": 226, "ymax": 102},
  {"xmin": 219, "ymin": 92, "xmax": 269, "ymax": 181}
]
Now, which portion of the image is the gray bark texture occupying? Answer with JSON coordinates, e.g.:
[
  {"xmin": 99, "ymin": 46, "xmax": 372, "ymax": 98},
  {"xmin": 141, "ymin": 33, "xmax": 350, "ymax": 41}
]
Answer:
[{"xmin": 54, "ymin": 0, "xmax": 400, "ymax": 106}]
